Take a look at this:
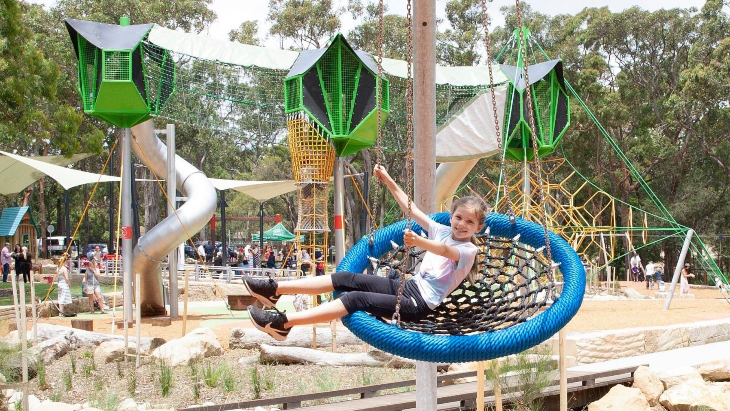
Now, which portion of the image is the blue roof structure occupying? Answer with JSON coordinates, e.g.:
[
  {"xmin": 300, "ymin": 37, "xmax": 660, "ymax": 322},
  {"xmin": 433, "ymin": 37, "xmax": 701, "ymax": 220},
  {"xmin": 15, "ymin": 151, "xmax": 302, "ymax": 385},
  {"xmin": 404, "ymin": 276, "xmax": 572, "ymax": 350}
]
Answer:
[{"xmin": 0, "ymin": 207, "xmax": 31, "ymax": 236}]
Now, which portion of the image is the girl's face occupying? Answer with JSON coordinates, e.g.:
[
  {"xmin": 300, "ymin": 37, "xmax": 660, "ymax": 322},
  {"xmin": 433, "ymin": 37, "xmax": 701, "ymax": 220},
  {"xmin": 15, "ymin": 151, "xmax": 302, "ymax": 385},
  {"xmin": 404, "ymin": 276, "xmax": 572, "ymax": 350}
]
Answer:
[{"xmin": 450, "ymin": 205, "xmax": 484, "ymax": 242}]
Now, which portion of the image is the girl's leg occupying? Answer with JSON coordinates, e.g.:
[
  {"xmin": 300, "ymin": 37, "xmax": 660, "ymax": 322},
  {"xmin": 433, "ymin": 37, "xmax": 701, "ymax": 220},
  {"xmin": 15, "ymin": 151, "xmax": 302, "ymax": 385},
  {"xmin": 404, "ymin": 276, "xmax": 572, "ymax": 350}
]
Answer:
[
  {"xmin": 88, "ymin": 296, "xmax": 94, "ymax": 313},
  {"xmin": 284, "ymin": 299, "xmax": 348, "ymax": 327},
  {"xmin": 276, "ymin": 274, "xmax": 335, "ymax": 295},
  {"xmin": 95, "ymin": 290, "xmax": 105, "ymax": 313}
]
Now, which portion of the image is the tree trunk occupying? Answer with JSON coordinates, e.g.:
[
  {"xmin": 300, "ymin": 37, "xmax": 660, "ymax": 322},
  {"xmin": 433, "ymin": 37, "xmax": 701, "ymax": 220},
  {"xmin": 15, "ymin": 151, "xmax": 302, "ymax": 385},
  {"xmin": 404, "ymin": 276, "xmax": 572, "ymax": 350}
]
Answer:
[
  {"xmin": 38, "ymin": 178, "xmax": 47, "ymax": 258},
  {"xmin": 259, "ymin": 344, "xmax": 416, "ymax": 368}
]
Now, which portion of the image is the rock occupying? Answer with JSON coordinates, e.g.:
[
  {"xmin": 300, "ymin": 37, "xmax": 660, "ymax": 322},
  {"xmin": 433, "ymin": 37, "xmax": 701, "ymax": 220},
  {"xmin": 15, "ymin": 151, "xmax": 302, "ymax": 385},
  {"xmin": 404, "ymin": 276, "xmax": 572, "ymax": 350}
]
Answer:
[
  {"xmin": 29, "ymin": 333, "xmax": 77, "ymax": 363},
  {"xmin": 238, "ymin": 354, "xmax": 260, "ymax": 365},
  {"xmin": 587, "ymin": 384, "xmax": 650, "ymax": 411},
  {"xmin": 696, "ymin": 359, "xmax": 730, "ymax": 381},
  {"xmin": 633, "ymin": 366, "xmax": 665, "ymax": 406},
  {"xmin": 659, "ymin": 378, "xmax": 730, "ymax": 411},
  {"xmin": 624, "ymin": 288, "xmax": 650, "ymax": 299},
  {"xmin": 37, "ymin": 404, "xmax": 80, "ymax": 411},
  {"xmin": 6, "ymin": 323, "xmax": 163, "ymax": 353},
  {"xmin": 116, "ymin": 398, "xmax": 137, "ymax": 411},
  {"xmin": 94, "ymin": 341, "xmax": 138, "ymax": 364},
  {"xmin": 230, "ymin": 326, "xmax": 362, "ymax": 349},
  {"xmin": 151, "ymin": 328, "xmax": 223, "ymax": 367},
  {"xmin": 26, "ymin": 395, "xmax": 40, "ymax": 411},
  {"xmin": 655, "ymin": 366, "xmax": 704, "ymax": 389}
]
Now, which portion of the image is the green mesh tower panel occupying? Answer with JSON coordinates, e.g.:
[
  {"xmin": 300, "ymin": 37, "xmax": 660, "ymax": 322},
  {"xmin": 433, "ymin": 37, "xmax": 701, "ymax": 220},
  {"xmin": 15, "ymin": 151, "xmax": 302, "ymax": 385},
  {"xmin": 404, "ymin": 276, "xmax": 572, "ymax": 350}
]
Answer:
[
  {"xmin": 65, "ymin": 19, "xmax": 176, "ymax": 128},
  {"xmin": 500, "ymin": 29, "xmax": 570, "ymax": 162},
  {"xmin": 284, "ymin": 34, "xmax": 389, "ymax": 157}
]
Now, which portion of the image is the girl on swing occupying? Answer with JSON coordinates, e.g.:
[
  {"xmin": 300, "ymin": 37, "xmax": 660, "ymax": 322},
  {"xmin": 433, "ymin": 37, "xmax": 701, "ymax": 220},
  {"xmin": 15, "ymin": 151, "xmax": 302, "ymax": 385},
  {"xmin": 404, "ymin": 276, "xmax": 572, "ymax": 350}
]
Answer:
[{"xmin": 245, "ymin": 165, "xmax": 488, "ymax": 341}]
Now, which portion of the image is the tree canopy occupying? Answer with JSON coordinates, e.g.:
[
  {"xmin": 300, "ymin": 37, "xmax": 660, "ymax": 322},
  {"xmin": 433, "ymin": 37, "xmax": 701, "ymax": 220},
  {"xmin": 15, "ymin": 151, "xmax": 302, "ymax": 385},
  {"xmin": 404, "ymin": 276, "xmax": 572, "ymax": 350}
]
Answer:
[{"xmin": 0, "ymin": 0, "xmax": 728, "ymax": 269}]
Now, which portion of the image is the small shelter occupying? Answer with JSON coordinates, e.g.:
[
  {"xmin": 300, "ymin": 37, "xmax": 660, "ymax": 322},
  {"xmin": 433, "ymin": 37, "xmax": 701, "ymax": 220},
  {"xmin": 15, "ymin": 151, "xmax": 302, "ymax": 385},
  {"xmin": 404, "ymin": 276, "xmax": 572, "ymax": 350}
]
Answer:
[
  {"xmin": 252, "ymin": 222, "xmax": 302, "ymax": 242},
  {"xmin": 0, "ymin": 206, "xmax": 40, "ymax": 257}
]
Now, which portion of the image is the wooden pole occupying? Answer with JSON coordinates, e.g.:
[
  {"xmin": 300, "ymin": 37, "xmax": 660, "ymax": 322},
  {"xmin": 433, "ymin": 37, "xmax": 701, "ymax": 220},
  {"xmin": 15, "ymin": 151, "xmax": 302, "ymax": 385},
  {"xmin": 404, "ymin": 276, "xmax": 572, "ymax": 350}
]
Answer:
[
  {"xmin": 559, "ymin": 328, "xmax": 567, "ymax": 411},
  {"xmin": 19, "ymin": 280, "xmax": 28, "ymax": 411},
  {"xmin": 413, "ymin": 1, "xmax": 437, "ymax": 409},
  {"xmin": 30, "ymin": 276, "xmax": 36, "ymax": 341},
  {"xmin": 10, "ymin": 271, "xmax": 20, "ymax": 332},
  {"xmin": 135, "ymin": 273, "xmax": 141, "ymax": 367},
  {"xmin": 492, "ymin": 359, "xmax": 502, "ymax": 411},
  {"xmin": 476, "ymin": 361, "xmax": 485, "ymax": 411},
  {"xmin": 182, "ymin": 260, "xmax": 189, "ymax": 336}
]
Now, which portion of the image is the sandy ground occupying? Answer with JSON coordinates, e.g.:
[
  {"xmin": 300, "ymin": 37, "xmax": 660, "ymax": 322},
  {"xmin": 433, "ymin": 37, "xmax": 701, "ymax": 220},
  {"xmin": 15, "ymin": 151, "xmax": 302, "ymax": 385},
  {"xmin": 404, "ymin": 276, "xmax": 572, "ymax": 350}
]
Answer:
[{"xmin": 12, "ymin": 279, "xmax": 726, "ymax": 348}]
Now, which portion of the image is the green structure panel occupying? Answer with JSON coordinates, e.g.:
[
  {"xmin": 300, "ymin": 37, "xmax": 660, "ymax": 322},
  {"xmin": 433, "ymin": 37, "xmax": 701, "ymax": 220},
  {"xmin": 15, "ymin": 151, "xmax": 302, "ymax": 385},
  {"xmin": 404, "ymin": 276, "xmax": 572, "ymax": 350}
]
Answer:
[
  {"xmin": 502, "ymin": 66, "xmax": 570, "ymax": 162},
  {"xmin": 66, "ymin": 19, "xmax": 176, "ymax": 129},
  {"xmin": 93, "ymin": 82, "xmax": 149, "ymax": 113},
  {"xmin": 284, "ymin": 33, "xmax": 389, "ymax": 157},
  {"xmin": 333, "ymin": 109, "xmax": 380, "ymax": 156}
]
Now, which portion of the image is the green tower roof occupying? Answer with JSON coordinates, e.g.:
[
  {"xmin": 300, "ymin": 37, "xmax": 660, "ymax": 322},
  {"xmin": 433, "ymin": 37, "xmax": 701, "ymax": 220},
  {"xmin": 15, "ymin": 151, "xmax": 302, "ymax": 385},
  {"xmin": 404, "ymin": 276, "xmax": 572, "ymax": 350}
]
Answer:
[
  {"xmin": 65, "ymin": 19, "xmax": 175, "ymax": 128},
  {"xmin": 284, "ymin": 33, "xmax": 389, "ymax": 157}
]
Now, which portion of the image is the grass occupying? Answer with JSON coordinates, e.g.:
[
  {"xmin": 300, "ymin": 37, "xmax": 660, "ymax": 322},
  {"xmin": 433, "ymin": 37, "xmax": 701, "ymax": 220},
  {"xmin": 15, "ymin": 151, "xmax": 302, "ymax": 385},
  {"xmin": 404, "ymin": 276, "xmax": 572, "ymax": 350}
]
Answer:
[
  {"xmin": 158, "ymin": 360, "xmax": 173, "ymax": 397},
  {"xmin": 202, "ymin": 361, "xmax": 221, "ymax": 388},
  {"xmin": 0, "ymin": 340, "xmax": 21, "ymax": 382},
  {"xmin": 0, "ymin": 282, "xmax": 117, "ymax": 306}
]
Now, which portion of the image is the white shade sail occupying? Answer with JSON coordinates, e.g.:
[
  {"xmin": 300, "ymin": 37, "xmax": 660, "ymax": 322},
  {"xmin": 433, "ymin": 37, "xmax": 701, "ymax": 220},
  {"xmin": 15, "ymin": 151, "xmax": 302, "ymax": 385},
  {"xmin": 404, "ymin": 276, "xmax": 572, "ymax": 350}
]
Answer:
[
  {"xmin": 208, "ymin": 178, "xmax": 297, "ymax": 202},
  {"xmin": 0, "ymin": 151, "xmax": 119, "ymax": 195}
]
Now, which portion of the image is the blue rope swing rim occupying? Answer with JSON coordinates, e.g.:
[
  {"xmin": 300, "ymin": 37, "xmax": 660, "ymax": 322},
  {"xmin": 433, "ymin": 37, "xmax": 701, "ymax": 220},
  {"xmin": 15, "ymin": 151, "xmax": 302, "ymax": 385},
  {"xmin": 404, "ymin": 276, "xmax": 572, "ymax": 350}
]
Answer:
[{"xmin": 337, "ymin": 212, "xmax": 585, "ymax": 363}]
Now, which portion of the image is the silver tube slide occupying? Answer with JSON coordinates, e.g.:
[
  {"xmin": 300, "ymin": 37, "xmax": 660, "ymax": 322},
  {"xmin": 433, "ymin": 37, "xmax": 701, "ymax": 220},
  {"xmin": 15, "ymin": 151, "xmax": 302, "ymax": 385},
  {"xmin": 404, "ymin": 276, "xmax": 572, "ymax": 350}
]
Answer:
[
  {"xmin": 130, "ymin": 120, "xmax": 217, "ymax": 316},
  {"xmin": 435, "ymin": 159, "xmax": 480, "ymax": 210}
]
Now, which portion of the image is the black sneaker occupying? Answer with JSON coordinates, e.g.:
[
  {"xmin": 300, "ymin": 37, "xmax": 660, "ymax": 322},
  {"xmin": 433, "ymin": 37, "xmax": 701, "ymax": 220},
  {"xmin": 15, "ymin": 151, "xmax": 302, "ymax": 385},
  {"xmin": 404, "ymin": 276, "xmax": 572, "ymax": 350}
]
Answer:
[
  {"xmin": 248, "ymin": 306, "xmax": 290, "ymax": 341},
  {"xmin": 244, "ymin": 276, "xmax": 280, "ymax": 308}
]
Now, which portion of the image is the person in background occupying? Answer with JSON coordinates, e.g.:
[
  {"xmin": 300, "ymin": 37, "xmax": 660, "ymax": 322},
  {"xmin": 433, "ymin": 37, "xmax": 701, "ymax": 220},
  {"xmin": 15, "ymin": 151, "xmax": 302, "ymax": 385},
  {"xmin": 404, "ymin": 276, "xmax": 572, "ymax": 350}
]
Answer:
[
  {"xmin": 251, "ymin": 244, "xmax": 261, "ymax": 270},
  {"xmin": 245, "ymin": 243, "xmax": 253, "ymax": 270},
  {"xmin": 314, "ymin": 249, "xmax": 324, "ymax": 276},
  {"xmin": 83, "ymin": 260, "xmax": 106, "ymax": 314},
  {"xmin": 11, "ymin": 244, "xmax": 23, "ymax": 282},
  {"xmin": 57, "ymin": 254, "xmax": 73, "ymax": 316},
  {"xmin": 300, "ymin": 249, "xmax": 312, "ymax": 277},
  {"xmin": 197, "ymin": 242, "xmax": 205, "ymax": 261},
  {"xmin": 630, "ymin": 252, "xmax": 644, "ymax": 282},
  {"xmin": 680, "ymin": 263, "xmax": 695, "ymax": 295},
  {"xmin": 204, "ymin": 241, "xmax": 215, "ymax": 263},
  {"xmin": 645, "ymin": 261, "xmax": 656, "ymax": 290},
  {"xmin": 2, "ymin": 242, "xmax": 11, "ymax": 282},
  {"xmin": 19, "ymin": 246, "xmax": 31, "ymax": 283},
  {"xmin": 266, "ymin": 247, "xmax": 276, "ymax": 269}
]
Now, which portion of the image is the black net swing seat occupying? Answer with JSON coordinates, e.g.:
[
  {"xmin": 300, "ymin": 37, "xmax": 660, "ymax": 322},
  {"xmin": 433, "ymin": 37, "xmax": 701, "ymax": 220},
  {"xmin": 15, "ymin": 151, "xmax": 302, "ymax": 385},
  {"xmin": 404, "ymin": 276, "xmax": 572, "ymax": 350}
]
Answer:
[
  {"xmin": 375, "ymin": 230, "xmax": 554, "ymax": 336},
  {"xmin": 337, "ymin": 212, "xmax": 585, "ymax": 363}
]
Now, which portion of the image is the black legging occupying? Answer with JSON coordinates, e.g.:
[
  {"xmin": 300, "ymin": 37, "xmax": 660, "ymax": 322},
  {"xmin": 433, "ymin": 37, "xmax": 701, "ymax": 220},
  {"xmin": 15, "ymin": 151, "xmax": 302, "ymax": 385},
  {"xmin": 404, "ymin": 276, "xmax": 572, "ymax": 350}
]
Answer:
[{"xmin": 331, "ymin": 271, "xmax": 431, "ymax": 322}]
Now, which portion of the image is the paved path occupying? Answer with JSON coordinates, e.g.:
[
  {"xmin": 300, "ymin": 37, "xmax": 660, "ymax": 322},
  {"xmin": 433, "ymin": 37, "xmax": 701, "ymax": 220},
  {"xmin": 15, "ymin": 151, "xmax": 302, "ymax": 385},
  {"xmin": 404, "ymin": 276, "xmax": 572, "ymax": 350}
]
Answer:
[{"xmin": 569, "ymin": 339, "xmax": 730, "ymax": 373}]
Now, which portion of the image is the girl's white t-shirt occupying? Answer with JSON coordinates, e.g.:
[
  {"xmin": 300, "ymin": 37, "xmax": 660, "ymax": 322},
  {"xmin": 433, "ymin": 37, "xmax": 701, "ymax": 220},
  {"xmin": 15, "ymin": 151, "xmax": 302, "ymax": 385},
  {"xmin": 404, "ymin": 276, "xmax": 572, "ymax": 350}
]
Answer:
[{"xmin": 411, "ymin": 220, "xmax": 478, "ymax": 309}]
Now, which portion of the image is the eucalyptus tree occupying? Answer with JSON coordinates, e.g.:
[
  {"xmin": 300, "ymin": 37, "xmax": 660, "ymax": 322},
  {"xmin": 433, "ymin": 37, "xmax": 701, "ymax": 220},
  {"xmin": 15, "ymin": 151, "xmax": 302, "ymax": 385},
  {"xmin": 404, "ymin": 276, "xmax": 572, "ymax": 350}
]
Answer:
[{"xmin": 268, "ymin": 0, "xmax": 342, "ymax": 50}]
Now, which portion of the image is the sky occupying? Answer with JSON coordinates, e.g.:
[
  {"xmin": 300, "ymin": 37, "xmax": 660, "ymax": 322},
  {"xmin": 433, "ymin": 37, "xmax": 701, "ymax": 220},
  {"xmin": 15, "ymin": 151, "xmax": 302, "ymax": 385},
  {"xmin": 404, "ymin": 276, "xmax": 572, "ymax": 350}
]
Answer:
[
  {"xmin": 27, "ymin": 0, "xmax": 712, "ymax": 45},
  {"xmin": 203, "ymin": 0, "xmax": 712, "ymax": 45}
]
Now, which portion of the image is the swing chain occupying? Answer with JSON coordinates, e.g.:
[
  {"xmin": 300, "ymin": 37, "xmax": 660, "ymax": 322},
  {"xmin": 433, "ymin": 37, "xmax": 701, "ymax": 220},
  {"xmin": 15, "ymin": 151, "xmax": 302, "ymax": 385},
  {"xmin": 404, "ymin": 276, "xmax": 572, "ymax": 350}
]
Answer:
[
  {"xmin": 514, "ymin": 0, "xmax": 553, "ymax": 271},
  {"xmin": 392, "ymin": 0, "xmax": 414, "ymax": 328},
  {"xmin": 370, "ymin": 0, "xmax": 386, "ymax": 246},
  {"xmin": 481, "ymin": 0, "xmax": 515, "ymax": 223}
]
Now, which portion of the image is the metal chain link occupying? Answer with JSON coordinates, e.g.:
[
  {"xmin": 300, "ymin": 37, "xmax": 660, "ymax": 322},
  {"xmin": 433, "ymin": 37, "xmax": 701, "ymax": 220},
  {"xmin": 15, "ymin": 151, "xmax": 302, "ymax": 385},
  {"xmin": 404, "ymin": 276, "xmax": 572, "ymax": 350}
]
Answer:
[
  {"xmin": 369, "ymin": 0, "xmax": 386, "ymax": 246},
  {"xmin": 392, "ymin": 0, "xmax": 414, "ymax": 327},
  {"xmin": 481, "ymin": 0, "xmax": 515, "ymax": 221},
  {"xmin": 370, "ymin": 0, "xmax": 386, "ymax": 246},
  {"xmin": 515, "ymin": 0, "xmax": 553, "ymax": 271}
]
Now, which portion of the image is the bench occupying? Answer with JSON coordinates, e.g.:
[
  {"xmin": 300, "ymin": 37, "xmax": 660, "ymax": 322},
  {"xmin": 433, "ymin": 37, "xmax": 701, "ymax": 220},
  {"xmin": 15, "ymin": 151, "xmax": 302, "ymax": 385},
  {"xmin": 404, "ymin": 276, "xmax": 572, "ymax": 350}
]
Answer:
[{"xmin": 228, "ymin": 295, "xmax": 263, "ymax": 310}]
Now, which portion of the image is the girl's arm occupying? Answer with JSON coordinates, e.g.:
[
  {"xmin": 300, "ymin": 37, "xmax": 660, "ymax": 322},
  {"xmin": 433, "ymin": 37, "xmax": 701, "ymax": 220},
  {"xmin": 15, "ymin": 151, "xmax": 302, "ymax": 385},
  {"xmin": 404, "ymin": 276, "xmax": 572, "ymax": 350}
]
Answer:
[
  {"xmin": 373, "ymin": 165, "xmax": 431, "ymax": 230},
  {"xmin": 403, "ymin": 229, "xmax": 460, "ymax": 261}
]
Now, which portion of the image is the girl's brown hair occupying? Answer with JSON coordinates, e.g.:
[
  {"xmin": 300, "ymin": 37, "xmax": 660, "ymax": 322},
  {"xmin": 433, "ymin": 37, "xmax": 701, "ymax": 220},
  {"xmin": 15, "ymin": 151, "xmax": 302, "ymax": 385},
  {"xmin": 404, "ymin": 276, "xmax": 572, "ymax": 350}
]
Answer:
[{"xmin": 450, "ymin": 196, "xmax": 489, "ymax": 283}]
